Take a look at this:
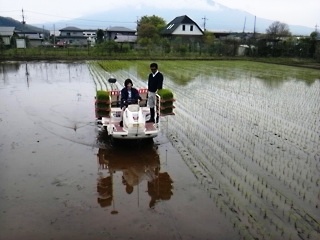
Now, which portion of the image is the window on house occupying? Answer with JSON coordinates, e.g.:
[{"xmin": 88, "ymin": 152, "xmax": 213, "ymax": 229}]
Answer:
[
  {"xmin": 182, "ymin": 25, "xmax": 185, "ymax": 31},
  {"xmin": 67, "ymin": 32, "xmax": 70, "ymax": 36},
  {"xmin": 190, "ymin": 25, "xmax": 193, "ymax": 31},
  {"xmin": 167, "ymin": 24, "xmax": 174, "ymax": 29}
]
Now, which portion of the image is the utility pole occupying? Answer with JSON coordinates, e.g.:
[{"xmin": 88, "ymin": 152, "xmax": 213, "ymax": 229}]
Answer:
[
  {"xmin": 315, "ymin": 24, "xmax": 319, "ymax": 32},
  {"xmin": 53, "ymin": 24, "xmax": 56, "ymax": 45},
  {"xmin": 242, "ymin": 16, "xmax": 246, "ymax": 33},
  {"xmin": 202, "ymin": 16, "xmax": 208, "ymax": 31},
  {"xmin": 21, "ymin": 8, "xmax": 26, "ymax": 49},
  {"xmin": 253, "ymin": 16, "xmax": 256, "ymax": 38},
  {"xmin": 21, "ymin": 8, "xmax": 26, "ymax": 24},
  {"xmin": 42, "ymin": 25, "xmax": 44, "ymax": 45},
  {"xmin": 136, "ymin": 16, "xmax": 139, "ymax": 30}
]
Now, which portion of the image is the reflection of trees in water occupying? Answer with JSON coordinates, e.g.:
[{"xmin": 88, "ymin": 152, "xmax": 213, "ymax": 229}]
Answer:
[
  {"xmin": 96, "ymin": 145, "xmax": 173, "ymax": 210},
  {"xmin": 0, "ymin": 62, "xmax": 21, "ymax": 84},
  {"xmin": 0, "ymin": 62, "xmax": 20, "ymax": 74}
]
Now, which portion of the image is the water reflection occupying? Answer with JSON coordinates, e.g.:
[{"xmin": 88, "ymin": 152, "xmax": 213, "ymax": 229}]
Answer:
[
  {"xmin": 0, "ymin": 62, "xmax": 21, "ymax": 74},
  {"xmin": 25, "ymin": 63, "xmax": 30, "ymax": 87},
  {"xmin": 96, "ymin": 144, "xmax": 173, "ymax": 212},
  {"xmin": 0, "ymin": 62, "xmax": 21, "ymax": 83}
]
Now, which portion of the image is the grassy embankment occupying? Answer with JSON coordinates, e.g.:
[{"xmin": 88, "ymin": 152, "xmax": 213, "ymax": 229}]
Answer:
[{"xmin": 1, "ymin": 47, "xmax": 320, "ymax": 70}]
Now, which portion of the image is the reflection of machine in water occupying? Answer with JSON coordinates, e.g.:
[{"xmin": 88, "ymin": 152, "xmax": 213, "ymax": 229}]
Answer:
[{"xmin": 96, "ymin": 145, "xmax": 173, "ymax": 212}]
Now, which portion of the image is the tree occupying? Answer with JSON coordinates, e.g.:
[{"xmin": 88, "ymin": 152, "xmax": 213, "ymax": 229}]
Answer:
[
  {"xmin": 96, "ymin": 29, "xmax": 105, "ymax": 44},
  {"xmin": 309, "ymin": 31, "xmax": 319, "ymax": 58},
  {"xmin": 0, "ymin": 36, "xmax": 5, "ymax": 50},
  {"xmin": 266, "ymin": 21, "xmax": 291, "ymax": 39},
  {"xmin": 93, "ymin": 40, "xmax": 119, "ymax": 56},
  {"xmin": 138, "ymin": 23, "xmax": 158, "ymax": 39},
  {"xmin": 264, "ymin": 21, "xmax": 291, "ymax": 57},
  {"xmin": 137, "ymin": 15, "xmax": 166, "ymax": 43},
  {"xmin": 202, "ymin": 31, "xmax": 215, "ymax": 55}
]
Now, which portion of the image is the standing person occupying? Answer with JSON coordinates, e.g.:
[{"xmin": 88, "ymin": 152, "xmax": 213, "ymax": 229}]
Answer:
[
  {"xmin": 147, "ymin": 63, "xmax": 163, "ymax": 123},
  {"xmin": 119, "ymin": 78, "xmax": 141, "ymax": 127}
]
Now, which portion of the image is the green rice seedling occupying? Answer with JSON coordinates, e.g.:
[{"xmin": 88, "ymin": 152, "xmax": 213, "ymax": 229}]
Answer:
[
  {"xmin": 158, "ymin": 89, "xmax": 175, "ymax": 115},
  {"xmin": 95, "ymin": 102, "xmax": 109, "ymax": 109},
  {"xmin": 96, "ymin": 90, "xmax": 110, "ymax": 101},
  {"xmin": 158, "ymin": 88, "xmax": 174, "ymax": 100},
  {"xmin": 96, "ymin": 90, "xmax": 110, "ymax": 117}
]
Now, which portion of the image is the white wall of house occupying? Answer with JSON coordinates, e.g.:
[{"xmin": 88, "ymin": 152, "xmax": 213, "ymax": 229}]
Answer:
[
  {"xmin": 1, "ymin": 36, "xmax": 11, "ymax": 45},
  {"xmin": 58, "ymin": 38, "xmax": 88, "ymax": 46},
  {"xmin": 86, "ymin": 36, "xmax": 96, "ymax": 46},
  {"xmin": 0, "ymin": 27, "xmax": 15, "ymax": 45},
  {"xmin": 16, "ymin": 33, "xmax": 44, "ymax": 47},
  {"xmin": 17, "ymin": 33, "xmax": 43, "ymax": 40},
  {"xmin": 172, "ymin": 24, "xmax": 203, "ymax": 35},
  {"xmin": 29, "ymin": 40, "xmax": 44, "ymax": 47},
  {"xmin": 114, "ymin": 34, "xmax": 137, "ymax": 43},
  {"xmin": 60, "ymin": 31, "xmax": 83, "ymax": 37},
  {"xmin": 83, "ymin": 32, "xmax": 96, "ymax": 46}
]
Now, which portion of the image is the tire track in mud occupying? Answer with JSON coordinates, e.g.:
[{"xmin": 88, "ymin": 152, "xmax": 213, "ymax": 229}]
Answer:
[{"xmin": 163, "ymin": 77, "xmax": 320, "ymax": 240}]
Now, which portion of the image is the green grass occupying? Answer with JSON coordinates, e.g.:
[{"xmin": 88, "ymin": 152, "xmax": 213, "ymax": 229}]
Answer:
[{"xmin": 95, "ymin": 60, "xmax": 320, "ymax": 86}]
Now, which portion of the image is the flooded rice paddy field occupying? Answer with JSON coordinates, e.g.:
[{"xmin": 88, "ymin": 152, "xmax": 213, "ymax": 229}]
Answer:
[{"xmin": 0, "ymin": 61, "xmax": 319, "ymax": 240}]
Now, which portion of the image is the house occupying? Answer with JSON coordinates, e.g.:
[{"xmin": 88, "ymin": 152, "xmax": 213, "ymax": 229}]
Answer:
[
  {"xmin": 161, "ymin": 15, "xmax": 204, "ymax": 41},
  {"xmin": 15, "ymin": 28, "xmax": 46, "ymax": 47},
  {"xmin": 0, "ymin": 26, "xmax": 15, "ymax": 46},
  {"xmin": 57, "ymin": 26, "xmax": 89, "ymax": 47},
  {"xmin": 105, "ymin": 26, "xmax": 137, "ymax": 43},
  {"xmin": 0, "ymin": 16, "xmax": 50, "ymax": 47},
  {"xmin": 83, "ymin": 29, "xmax": 97, "ymax": 46}
]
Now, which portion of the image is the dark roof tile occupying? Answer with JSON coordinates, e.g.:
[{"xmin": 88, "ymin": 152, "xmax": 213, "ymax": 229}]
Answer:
[{"xmin": 161, "ymin": 15, "xmax": 203, "ymax": 35}]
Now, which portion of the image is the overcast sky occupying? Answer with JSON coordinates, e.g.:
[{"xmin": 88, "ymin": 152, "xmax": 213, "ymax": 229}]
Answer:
[{"xmin": 1, "ymin": 0, "xmax": 319, "ymax": 29}]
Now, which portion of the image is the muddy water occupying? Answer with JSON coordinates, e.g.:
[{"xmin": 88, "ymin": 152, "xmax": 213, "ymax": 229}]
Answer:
[
  {"xmin": 159, "ymin": 62, "xmax": 320, "ymax": 240},
  {"xmin": 89, "ymin": 60, "xmax": 320, "ymax": 239},
  {"xmin": 0, "ymin": 62, "xmax": 239, "ymax": 240}
]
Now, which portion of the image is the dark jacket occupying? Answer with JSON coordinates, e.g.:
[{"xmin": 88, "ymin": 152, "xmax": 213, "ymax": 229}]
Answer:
[
  {"xmin": 148, "ymin": 71, "xmax": 163, "ymax": 93},
  {"xmin": 120, "ymin": 87, "xmax": 141, "ymax": 108}
]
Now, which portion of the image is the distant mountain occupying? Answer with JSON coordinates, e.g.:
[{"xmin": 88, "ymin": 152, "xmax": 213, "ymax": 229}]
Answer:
[
  {"xmin": 0, "ymin": 16, "xmax": 49, "ymax": 34},
  {"xmin": 2, "ymin": 1, "xmax": 314, "ymax": 36}
]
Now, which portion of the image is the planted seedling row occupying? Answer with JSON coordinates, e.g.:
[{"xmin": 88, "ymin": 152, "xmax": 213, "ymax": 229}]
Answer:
[{"xmin": 164, "ymin": 75, "xmax": 320, "ymax": 239}]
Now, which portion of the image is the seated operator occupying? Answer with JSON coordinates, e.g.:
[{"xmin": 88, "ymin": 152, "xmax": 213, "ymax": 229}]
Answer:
[{"xmin": 119, "ymin": 79, "xmax": 141, "ymax": 127}]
